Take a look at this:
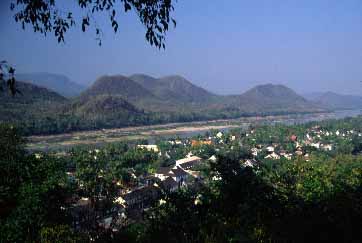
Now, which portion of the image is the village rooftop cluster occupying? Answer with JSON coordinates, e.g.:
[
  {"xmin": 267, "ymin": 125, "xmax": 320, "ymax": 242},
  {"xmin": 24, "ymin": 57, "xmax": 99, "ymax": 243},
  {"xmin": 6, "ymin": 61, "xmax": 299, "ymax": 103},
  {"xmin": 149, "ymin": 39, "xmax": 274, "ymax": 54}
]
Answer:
[{"xmin": 60, "ymin": 122, "xmax": 362, "ymax": 231}]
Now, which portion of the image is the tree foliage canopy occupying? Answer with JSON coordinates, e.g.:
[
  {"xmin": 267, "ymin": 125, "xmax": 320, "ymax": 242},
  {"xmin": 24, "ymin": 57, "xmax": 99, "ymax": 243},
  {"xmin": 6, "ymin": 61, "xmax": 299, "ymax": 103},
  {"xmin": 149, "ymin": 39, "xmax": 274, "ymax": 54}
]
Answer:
[{"xmin": 10, "ymin": 0, "xmax": 177, "ymax": 48}]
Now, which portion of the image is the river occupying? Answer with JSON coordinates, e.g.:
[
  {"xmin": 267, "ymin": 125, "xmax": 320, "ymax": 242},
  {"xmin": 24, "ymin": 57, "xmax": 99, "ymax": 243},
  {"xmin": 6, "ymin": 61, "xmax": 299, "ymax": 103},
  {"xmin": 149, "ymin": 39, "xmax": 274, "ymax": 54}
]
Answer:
[{"xmin": 27, "ymin": 109, "xmax": 362, "ymax": 151}]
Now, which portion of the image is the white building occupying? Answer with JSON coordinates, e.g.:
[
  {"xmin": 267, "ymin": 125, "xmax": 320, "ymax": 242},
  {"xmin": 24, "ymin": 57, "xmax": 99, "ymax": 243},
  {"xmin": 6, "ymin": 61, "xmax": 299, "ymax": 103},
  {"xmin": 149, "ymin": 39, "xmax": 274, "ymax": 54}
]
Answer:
[
  {"xmin": 311, "ymin": 142, "xmax": 320, "ymax": 149},
  {"xmin": 137, "ymin": 145, "xmax": 159, "ymax": 152},
  {"xmin": 322, "ymin": 144, "xmax": 333, "ymax": 151},
  {"xmin": 266, "ymin": 146, "xmax": 275, "ymax": 152},
  {"xmin": 176, "ymin": 156, "xmax": 202, "ymax": 170},
  {"xmin": 265, "ymin": 152, "xmax": 280, "ymax": 160}
]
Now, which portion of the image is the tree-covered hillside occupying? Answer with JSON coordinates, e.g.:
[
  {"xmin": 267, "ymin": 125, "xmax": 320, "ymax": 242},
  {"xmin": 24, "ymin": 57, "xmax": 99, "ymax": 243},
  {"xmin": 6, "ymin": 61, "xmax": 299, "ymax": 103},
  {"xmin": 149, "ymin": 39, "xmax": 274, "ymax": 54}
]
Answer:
[
  {"xmin": 1, "ymin": 75, "xmax": 327, "ymax": 135},
  {"xmin": 0, "ymin": 81, "xmax": 67, "ymax": 122}
]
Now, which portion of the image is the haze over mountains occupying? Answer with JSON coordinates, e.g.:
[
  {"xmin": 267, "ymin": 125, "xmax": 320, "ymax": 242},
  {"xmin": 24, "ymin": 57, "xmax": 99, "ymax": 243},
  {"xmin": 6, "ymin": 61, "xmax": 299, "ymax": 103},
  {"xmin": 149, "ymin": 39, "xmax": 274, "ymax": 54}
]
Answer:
[
  {"xmin": 1, "ymin": 72, "xmax": 362, "ymax": 135},
  {"xmin": 15, "ymin": 72, "xmax": 86, "ymax": 97},
  {"xmin": 303, "ymin": 92, "xmax": 362, "ymax": 110}
]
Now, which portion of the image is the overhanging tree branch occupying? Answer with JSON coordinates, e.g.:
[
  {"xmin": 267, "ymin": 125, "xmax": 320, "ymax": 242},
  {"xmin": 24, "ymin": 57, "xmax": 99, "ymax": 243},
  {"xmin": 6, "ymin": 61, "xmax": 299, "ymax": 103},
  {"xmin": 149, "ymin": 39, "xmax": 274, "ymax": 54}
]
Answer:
[{"xmin": 10, "ymin": 0, "xmax": 177, "ymax": 49}]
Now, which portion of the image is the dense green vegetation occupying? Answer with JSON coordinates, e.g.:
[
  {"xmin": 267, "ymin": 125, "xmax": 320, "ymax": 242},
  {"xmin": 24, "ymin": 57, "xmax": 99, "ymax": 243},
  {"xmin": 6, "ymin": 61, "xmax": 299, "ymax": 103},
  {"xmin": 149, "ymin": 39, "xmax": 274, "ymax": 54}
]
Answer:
[
  {"xmin": 1, "ymin": 117, "xmax": 361, "ymax": 242},
  {"xmin": 0, "ymin": 124, "xmax": 160, "ymax": 242},
  {"xmin": 0, "ymin": 124, "xmax": 72, "ymax": 242},
  {"xmin": 143, "ymin": 154, "xmax": 361, "ymax": 243}
]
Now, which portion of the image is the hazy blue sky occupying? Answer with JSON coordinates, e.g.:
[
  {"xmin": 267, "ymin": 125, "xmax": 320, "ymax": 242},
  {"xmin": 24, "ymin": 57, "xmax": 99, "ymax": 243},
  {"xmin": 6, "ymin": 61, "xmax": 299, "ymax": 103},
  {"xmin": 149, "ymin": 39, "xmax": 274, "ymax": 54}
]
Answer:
[{"xmin": 1, "ymin": 0, "xmax": 362, "ymax": 95}]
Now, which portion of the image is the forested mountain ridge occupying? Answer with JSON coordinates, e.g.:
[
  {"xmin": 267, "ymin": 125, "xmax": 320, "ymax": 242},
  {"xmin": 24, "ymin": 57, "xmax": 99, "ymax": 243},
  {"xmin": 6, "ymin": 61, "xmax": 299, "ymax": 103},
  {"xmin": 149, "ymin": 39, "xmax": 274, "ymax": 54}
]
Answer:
[
  {"xmin": 129, "ymin": 74, "xmax": 218, "ymax": 104},
  {"xmin": 232, "ymin": 84, "xmax": 322, "ymax": 113},
  {"xmin": 15, "ymin": 72, "xmax": 86, "ymax": 98},
  {"xmin": 128, "ymin": 74, "xmax": 158, "ymax": 90},
  {"xmin": 0, "ymin": 81, "xmax": 67, "ymax": 104},
  {"xmin": 0, "ymin": 81, "xmax": 68, "ymax": 125},
  {"xmin": 81, "ymin": 75, "xmax": 156, "ymax": 101},
  {"xmin": 1, "ymin": 75, "xmax": 327, "ymax": 135},
  {"xmin": 81, "ymin": 75, "xmax": 189, "ymax": 112},
  {"xmin": 305, "ymin": 91, "xmax": 362, "ymax": 110}
]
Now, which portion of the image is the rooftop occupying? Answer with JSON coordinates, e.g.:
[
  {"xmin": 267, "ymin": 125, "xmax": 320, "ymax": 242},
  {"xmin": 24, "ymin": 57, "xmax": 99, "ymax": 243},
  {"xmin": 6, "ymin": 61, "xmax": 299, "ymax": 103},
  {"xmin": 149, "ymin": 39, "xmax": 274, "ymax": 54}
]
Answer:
[
  {"xmin": 176, "ymin": 156, "xmax": 202, "ymax": 165},
  {"xmin": 171, "ymin": 167, "xmax": 188, "ymax": 177}
]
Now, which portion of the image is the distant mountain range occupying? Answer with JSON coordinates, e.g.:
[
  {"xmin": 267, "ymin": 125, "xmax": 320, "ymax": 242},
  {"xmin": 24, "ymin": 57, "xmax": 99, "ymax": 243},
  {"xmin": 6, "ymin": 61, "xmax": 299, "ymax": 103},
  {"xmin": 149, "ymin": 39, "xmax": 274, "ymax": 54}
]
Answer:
[
  {"xmin": 16, "ymin": 72, "xmax": 86, "ymax": 97},
  {"xmin": 227, "ymin": 84, "xmax": 318, "ymax": 113},
  {"xmin": 79, "ymin": 74, "xmax": 321, "ymax": 115},
  {"xmin": 303, "ymin": 92, "xmax": 362, "ymax": 110},
  {"xmin": 2, "ymin": 73, "xmax": 360, "ymax": 135}
]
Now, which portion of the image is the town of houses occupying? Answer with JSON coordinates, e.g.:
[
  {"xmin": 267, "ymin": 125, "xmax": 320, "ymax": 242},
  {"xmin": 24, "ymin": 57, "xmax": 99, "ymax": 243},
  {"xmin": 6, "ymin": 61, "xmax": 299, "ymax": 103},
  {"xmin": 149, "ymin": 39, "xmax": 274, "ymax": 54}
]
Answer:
[{"xmin": 66, "ymin": 124, "xmax": 362, "ymax": 231}]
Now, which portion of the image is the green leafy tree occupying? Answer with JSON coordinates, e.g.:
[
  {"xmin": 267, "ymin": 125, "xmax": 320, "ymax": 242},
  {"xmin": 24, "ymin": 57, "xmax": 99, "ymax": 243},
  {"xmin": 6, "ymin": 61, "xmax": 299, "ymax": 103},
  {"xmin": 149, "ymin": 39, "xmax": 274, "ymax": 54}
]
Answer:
[
  {"xmin": 40, "ymin": 224, "xmax": 84, "ymax": 243},
  {"xmin": 0, "ymin": 124, "xmax": 70, "ymax": 242},
  {"xmin": 10, "ymin": 0, "xmax": 176, "ymax": 48},
  {"xmin": 74, "ymin": 150, "xmax": 118, "ymax": 209},
  {"xmin": 0, "ymin": 61, "xmax": 17, "ymax": 95}
]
